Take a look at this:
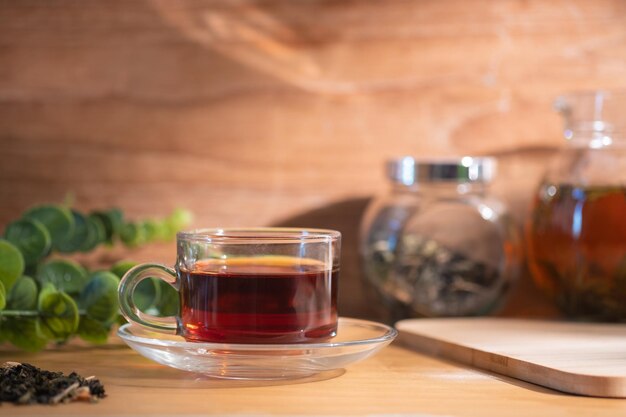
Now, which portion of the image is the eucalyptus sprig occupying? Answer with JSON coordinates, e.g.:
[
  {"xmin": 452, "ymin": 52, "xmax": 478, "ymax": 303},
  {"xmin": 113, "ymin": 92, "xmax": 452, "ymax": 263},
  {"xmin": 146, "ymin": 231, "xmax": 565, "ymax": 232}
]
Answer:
[{"xmin": 0, "ymin": 204, "xmax": 191, "ymax": 351}]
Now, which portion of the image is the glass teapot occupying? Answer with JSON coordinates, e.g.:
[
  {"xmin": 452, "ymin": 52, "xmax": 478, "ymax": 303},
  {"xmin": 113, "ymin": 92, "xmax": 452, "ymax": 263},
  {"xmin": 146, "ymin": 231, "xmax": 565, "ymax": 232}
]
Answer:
[{"xmin": 525, "ymin": 91, "xmax": 626, "ymax": 321}]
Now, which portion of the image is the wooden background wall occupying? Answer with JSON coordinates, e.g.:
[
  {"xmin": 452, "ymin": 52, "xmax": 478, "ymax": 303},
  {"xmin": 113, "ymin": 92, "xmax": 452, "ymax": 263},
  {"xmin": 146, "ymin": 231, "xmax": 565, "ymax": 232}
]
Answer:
[{"xmin": 2, "ymin": 0, "xmax": 626, "ymax": 320}]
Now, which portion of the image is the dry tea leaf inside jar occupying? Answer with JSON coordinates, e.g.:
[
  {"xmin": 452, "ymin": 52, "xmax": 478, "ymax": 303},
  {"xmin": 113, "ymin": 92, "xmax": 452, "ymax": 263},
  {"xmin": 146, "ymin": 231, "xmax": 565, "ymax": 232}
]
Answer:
[{"xmin": 361, "ymin": 157, "xmax": 520, "ymax": 319}]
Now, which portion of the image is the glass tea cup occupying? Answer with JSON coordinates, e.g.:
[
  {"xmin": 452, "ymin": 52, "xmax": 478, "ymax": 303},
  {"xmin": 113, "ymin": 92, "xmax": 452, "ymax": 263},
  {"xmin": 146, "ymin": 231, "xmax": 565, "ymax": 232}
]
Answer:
[{"xmin": 118, "ymin": 228, "xmax": 341, "ymax": 344}]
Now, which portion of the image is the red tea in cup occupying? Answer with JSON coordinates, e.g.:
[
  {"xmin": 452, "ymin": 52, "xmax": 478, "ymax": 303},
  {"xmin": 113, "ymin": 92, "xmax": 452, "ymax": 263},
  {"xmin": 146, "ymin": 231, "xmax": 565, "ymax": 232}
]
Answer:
[{"xmin": 180, "ymin": 257, "xmax": 338, "ymax": 343}]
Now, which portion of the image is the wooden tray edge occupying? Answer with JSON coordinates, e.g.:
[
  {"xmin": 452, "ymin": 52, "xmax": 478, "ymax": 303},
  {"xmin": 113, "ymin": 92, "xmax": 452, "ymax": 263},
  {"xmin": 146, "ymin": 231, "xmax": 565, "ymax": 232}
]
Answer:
[{"xmin": 396, "ymin": 322, "xmax": 626, "ymax": 399}]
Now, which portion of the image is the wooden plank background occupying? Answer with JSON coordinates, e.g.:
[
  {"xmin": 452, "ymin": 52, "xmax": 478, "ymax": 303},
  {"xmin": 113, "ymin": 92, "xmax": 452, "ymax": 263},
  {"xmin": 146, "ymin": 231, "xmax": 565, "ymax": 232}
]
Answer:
[{"xmin": 1, "ymin": 0, "xmax": 626, "ymax": 319}]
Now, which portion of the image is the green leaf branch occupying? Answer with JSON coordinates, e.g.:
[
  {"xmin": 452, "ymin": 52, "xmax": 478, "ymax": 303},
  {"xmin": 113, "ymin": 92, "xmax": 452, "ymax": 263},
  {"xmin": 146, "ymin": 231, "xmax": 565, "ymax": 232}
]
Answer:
[{"xmin": 0, "ymin": 204, "xmax": 190, "ymax": 351}]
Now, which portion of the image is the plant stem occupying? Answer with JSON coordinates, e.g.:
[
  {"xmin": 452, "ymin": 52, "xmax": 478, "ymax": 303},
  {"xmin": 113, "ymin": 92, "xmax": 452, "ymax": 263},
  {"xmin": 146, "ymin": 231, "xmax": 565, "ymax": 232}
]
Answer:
[
  {"xmin": 1, "ymin": 309, "xmax": 89, "ymax": 317},
  {"xmin": 0, "ymin": 310, "xmax": 39, "ymax": 317}
]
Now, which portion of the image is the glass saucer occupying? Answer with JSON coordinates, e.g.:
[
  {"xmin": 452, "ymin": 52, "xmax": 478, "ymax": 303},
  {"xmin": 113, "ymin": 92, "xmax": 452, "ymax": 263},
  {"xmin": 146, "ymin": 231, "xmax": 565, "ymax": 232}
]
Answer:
[{"xmin": 118, "ymin": 317, "xmax": 396, "ymax": 380}]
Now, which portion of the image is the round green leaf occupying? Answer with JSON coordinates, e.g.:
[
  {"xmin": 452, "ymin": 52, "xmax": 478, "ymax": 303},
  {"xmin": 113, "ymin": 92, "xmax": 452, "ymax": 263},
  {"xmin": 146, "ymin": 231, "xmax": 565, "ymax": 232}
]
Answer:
[
  {"xmin": 4, "ymin": 218, "xmax": 51, "ymax": 265},
  {"xmin": 164, "ymin": 208, "xmax": 192, "ymax": 239},
  {"xmin": 155, "ymin": 279, "xmax": 179, "ymax": 317},
  {"xmin": 37, "ymin": 283, "xmax": 80, "ymax": 341},
  {"xmin": 80, "ymin": 214, "xmax": 107, "ymax": 252},
  {"xmin": 152, "ymin": 219, "xmax": 170, "ymax": 241},
  {"xmin": 0, "ymin": 281, "xmax": 6, "ymax": 311},
  {"xmin": 140, "ymin": 220, "xmax": 160, "ymax": 242},
  {"xmin": 37, "ymin": 259, "xmax": 88, "ymax": 295},
  {"xmin": 80, "ymin": 271, "xmax": 120, "ymax": 323},
  {"xmin": 119, "ymin": 222, "xmax": 145, "ymax": 247},
  {"xmin": 135, "ymin": 278, "xmax": 161, "ymax": 312},
  {"xmin": 169, "ymin": 208, "xmax": 192, "ymax": 228},
  {"xmin": 78, "ymin": 316, "xmax": 110, "ymax": 344},
  {"xmin": 106, "ymin": 208, "xmax": 124, "ymax": 236},
  {"xmin": 90, "ymin": 212, "xmax": 113, "ymax": 244},
  {"xmin": 111, "ymin": 261, "xmax": 160, "ymax": 311},
  {"xmin": 3, "ymin": 317, "xmax": 48, "ymax": 352},
  {"xmin": 23, "ymin": 205, "xmax": 74, "ymax": 249},
  {"xmin": 109, "ymin": 260, "xmax": 137, "ymax": 279},
  {"xmin": 91, "ymin": 208, "xmax": 123, "ymax": 244},
  {"xmin": 0, "ymin": 239, "xmax": 25, "ymax": 291},
  {"xmin": 7, "ymin": 275, "xmax": 38, "ymax": 310},
  {"xmin": 56, "ymin": 210, "xmax": 89, "ymax": 253}
]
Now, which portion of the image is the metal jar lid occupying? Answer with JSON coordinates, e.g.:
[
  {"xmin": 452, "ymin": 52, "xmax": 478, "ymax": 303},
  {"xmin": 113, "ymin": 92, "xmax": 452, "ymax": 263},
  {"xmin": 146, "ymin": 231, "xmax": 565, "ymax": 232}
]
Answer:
[{"xmin": 387, "ymin": 156, "xmax": 496, "ymax": 186}]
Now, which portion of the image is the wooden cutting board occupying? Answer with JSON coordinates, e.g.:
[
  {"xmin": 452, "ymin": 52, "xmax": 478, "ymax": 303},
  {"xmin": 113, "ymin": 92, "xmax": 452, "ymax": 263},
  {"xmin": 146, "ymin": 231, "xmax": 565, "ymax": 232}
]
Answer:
[{"xmin": 396, "ymin": 318, "xmax": 626, "ymax": 398}]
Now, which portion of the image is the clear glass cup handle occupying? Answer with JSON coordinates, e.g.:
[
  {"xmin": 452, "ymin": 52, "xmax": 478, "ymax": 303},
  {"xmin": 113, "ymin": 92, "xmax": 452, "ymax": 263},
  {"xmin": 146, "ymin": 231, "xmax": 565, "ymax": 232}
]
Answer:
[{"xmin": 118, "ymin": 263, "xmax": 179, "ymax": 334}]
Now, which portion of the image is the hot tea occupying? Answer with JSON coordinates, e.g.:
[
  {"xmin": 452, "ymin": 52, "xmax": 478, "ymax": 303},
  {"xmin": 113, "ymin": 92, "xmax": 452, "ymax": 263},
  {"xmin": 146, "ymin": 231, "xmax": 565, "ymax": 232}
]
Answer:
[
  {"xmin": 526, "ymin": 183, "xmax": 626, "ymax": 320},
  {"xmin": 179, "ymin": 256, "xmax": 339, "ymax": 343},
  {"xmin": 119, "ymin": 228, "xmax": 341, "ymax": 345}
]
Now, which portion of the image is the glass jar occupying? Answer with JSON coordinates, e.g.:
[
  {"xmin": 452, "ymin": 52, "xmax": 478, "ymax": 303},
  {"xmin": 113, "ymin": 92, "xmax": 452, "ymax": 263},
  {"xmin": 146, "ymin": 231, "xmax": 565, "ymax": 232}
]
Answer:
[
  {"xmin": 360, "ymin": 157, "xmax": 519, "ymax": 320},
  {"xmin": 526, "ymin": 91, "xmax": 626, "ymax": 321}
]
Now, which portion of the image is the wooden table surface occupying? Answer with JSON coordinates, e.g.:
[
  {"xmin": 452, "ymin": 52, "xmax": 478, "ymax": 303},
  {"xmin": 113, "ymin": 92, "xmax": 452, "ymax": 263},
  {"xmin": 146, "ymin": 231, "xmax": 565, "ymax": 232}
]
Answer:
[{"xmin": 1, "ymin": 336, "xmax": 625, "ymax": 417}]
